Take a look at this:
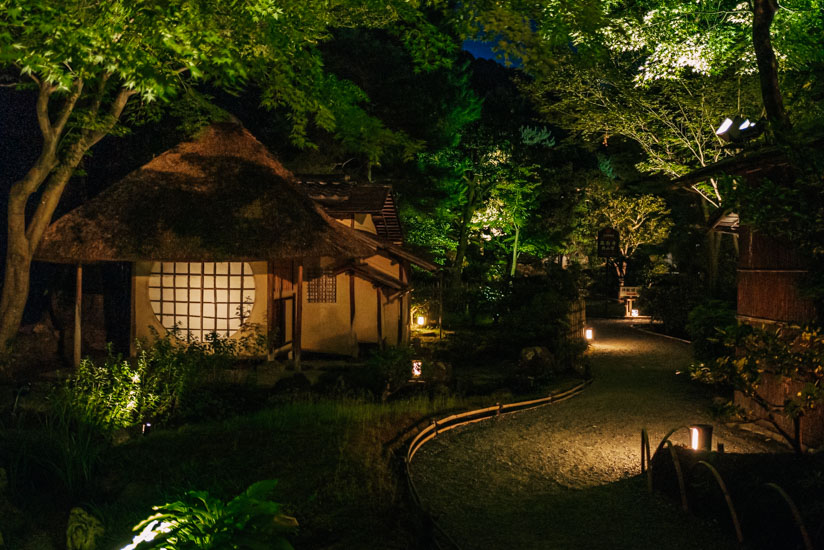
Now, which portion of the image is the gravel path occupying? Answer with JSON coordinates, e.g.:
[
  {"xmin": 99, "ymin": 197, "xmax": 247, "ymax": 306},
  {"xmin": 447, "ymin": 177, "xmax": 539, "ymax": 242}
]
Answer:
[{"xmin": 409, "ymin": 319, "xmax": 786, "ymax": 550}]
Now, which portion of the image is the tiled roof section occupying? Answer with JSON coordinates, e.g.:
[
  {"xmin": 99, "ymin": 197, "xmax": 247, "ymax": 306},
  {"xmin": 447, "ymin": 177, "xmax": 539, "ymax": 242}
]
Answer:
[{"xmin": 296, "ymin": 175, "xmax": 404, "ymax": 244}]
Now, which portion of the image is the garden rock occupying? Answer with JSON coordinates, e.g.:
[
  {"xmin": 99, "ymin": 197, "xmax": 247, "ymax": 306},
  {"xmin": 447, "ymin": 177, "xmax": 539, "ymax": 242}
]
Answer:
[
  {"xmin": 66, "ymin": 508, "xmax": 104, "ymax": 550},
  {"xmin": 518, "ymin": 346, "xmax": 557, "ymax": 374},
  {"xmin": 12, "ymin": 315, "xmax": 60, "ymax": 370}
]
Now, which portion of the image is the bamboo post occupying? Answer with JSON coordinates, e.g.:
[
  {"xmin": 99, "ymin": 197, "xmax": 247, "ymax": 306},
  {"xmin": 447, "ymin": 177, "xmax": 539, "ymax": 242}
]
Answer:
[
  {"xmin": 666, "ymin": 441, "xmax": 689, "ymax": 512},
  {"xmin": 74, "ymin": 264, "xmax": 83, "ymax": 367},
  {"xmin": 765, "ymin": 482, "xmax": 813, "ymax": 550},
  {"xmin": 695, "ymin": 461, "xmax": 744, "ymax": 544}
]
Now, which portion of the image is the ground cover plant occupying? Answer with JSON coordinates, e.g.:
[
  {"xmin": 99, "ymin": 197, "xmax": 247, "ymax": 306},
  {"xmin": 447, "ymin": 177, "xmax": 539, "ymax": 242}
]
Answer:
[{"xmin": 0, "ymin": 328, "xmax": 587, "ymax": 548}]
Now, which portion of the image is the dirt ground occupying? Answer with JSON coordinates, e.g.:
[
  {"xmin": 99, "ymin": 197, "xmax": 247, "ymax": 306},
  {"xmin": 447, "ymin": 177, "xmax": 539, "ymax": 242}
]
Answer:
[{"xmin": 409, "ymin": 319, "xmax": 787, "ymax": 550}]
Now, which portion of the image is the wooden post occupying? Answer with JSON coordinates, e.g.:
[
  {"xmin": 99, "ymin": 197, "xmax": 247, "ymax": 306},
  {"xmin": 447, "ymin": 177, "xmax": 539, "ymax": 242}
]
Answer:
[
  {"xmin": 438, "ymin": 271, "xmax": 444, "ymax": 340},
  {"xmin": 349, "ymin": 272, "xmax": 355, "ymax": 326},
  {"xmin": 376, "ymin": 286, "xmax": 383, "ymax": 349},
  {"xmin": 398, "ymin": 263, "xmax": 404, "ymax": 345},
  {"xmin": 74, "ymin": 264, "xmax": 83, "ymax": 367},
  {"xmin": 129, "ymin": 263, "xmax": 136, "ymax": 357},
  {"xmin": 293, "ymin": 262, "xmax": 303, "ymax": 372},
  {"xmin": 267, "ymin": 261, "xmax": 275, "ymax": 361}
]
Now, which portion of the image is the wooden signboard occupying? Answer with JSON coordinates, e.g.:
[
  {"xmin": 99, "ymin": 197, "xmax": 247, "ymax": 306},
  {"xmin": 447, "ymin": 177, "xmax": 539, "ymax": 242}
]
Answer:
[
  {"xmin": 618, "ymin": 286, "xmax": 640, "ymax": 299},
  {"xmin": 597, "ymin": 227, "xmax": 620, "ymax": 258}
]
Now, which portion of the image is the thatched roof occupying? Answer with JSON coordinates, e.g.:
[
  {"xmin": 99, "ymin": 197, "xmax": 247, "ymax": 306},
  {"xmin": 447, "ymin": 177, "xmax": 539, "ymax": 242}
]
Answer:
[{"xmin": 35, "ymin": 123, "xmax": 377, "ymax": 263}]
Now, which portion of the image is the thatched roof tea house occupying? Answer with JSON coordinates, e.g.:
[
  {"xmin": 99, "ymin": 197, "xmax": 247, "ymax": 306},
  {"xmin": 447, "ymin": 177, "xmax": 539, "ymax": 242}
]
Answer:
[{"xmin": 35, "ymin": 123, "xmax": 434, "ymax": 366}]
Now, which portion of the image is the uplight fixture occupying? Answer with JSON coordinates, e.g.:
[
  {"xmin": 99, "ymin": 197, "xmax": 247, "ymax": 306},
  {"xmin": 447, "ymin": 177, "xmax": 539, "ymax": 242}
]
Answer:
[{"xmin": 689, "ymin": 424, "xmax": 713, "ymax": 451}]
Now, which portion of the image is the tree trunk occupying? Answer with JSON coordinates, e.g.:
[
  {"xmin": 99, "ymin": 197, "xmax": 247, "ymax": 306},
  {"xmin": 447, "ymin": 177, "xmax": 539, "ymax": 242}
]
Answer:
[
  {"xmin": 0, "ymin": 153, "xmax": 59, "ymax": 351},
  {"xmin": 450, "ymin": 180, "xmax": 477, "ymax": 288},
  {"xmin": 752, "ymin": 0, "xmax": 790, "ymax": 134},
  {"xmin": 0, "ymin": 82, "xmax": 132, "ymax": 363},
  {"xmin": 509, "ymin": 224, "xmax": 520, "ymax": 278},
  {"xmin": 612, "ymin": 259, "xmax": 626, "ymax": 289}
]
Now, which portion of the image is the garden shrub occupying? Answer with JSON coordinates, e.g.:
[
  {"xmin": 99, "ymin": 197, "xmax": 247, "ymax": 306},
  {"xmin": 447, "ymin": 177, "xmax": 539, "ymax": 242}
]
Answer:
[
  {"xmin": 686, "ymin": 300, "xmax": 737, "ymax": 363},
  {"xmin": 494, "ymin": 271, "xmax": 583, "ymax": 373},
  {"xmin": 690, "ymin": 323, "xmax": 824, "ymax": 453},
  {"xmin": 352, "ymin": 346, "xmax": 416, "ymax": 399},
  {"xmin": 638, "ymin": 273, "xmax": 704, "ymax": 338}
]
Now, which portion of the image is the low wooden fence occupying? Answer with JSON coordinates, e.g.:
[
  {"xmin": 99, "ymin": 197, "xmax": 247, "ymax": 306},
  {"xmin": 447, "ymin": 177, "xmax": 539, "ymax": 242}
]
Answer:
[{"xmin": 404, "ymin": 378, "xmax": 592, "ymax": 549}]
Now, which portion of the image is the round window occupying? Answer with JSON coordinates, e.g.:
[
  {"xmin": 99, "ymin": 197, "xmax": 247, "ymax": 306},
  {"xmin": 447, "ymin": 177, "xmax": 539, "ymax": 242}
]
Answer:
[{"xmin": 148, "ymin": 262, "xmax": 256, "ymax": 341}]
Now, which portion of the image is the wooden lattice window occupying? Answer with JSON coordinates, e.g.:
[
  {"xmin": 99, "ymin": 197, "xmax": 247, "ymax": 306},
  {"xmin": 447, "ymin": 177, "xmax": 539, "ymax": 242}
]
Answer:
[
  {"xmin": 307, "ymin": 269, "xmax": 336, "ymax": 303},
  {"xmin": 148, "ymin": 262, "xmax": 255, "ymax": 341}
]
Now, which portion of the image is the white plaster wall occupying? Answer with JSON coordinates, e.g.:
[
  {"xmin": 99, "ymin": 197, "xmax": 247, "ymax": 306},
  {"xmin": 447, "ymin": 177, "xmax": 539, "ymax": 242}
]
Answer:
[
  {"xmin": 133, "ymin": 260, "xmax": 268, "ymax": 350},
  {"xmin": 301, "ymin": 271, "xmax": 357, "ymax": 356}
]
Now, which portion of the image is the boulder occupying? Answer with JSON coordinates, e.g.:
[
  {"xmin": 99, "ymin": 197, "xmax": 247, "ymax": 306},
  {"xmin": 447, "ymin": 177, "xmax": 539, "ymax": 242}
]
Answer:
[
  {"xmin": 66, "ymin": 508, "xmax": 104, "ymax": 550},
  {"xmin": 518, "ymin": 346, "xmax": 557, "ymax": 375}
]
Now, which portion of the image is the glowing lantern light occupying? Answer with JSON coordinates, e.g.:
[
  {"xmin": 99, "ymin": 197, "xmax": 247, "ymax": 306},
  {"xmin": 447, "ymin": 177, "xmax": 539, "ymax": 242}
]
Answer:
[
  {"xmin": 411, "ymin": 360, "xmax": 423, "ymax": 378},
  {"xmin": 631, "ymin": 309, "xmax": 639, "ymax": 317},
  {"xmin": 585, "ymin": 328, "xmax": 594, "ymax": 340},
  {"xmin": 416, "ymin": 315, "xmax": 426, "ymax": 326},
  {"xmin": 689, "ymin": 424, "xmax": 713, "ymax": 451}
]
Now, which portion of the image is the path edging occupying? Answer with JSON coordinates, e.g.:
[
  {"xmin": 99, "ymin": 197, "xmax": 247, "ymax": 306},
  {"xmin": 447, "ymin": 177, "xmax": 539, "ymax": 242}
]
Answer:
[
  {"xmin": 404, "ymin": 378, "xmax": 592, "ymax": 549},
  {"xmin": 630, "ymin": 324, "xmax": 692, "ymax": 344}
]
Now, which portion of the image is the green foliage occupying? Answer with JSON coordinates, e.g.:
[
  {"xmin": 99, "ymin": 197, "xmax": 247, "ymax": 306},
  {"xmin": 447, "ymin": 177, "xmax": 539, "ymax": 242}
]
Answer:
[
  {"xmin": 60, "ymin": 329, "xmax": 266, "ymax": 433},
  {"xmin": 493, "ymin": 271, "xmax": 584, "ymax": 370},
  {"xmin": 122, "ymin": 480, "xmax": 297, "ymax": 550},
  {"xmin": 0, "ymin": 0, "xmax": 458, "ymax": 151},
  {"xmin": 689, "ymin": 323, "xmax": 824, "ymax": 452},
  {"xmin": 65, "ymin": 350, "xmax": 164, "ymax": 432},
  {"xmin": 686, "ymin": 300, "xmax": 737, "ymax": 363},
  {"xmin": 596, "ymin": 0, "xmax": 824, "ymax": 83}
]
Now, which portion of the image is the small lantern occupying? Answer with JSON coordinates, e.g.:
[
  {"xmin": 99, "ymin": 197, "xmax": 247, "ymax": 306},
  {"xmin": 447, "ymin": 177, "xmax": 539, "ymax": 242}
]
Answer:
[
  {"xmin": 411, "ymin": 360, "xmax": 422, "ymax": 378},
  {"xmin": 631, "ymin": 309, "xmax": 639, "ymax": 317},
  {"xmin": 416, "ymin": 315, "xmax": 426, "ymax": 326},
  {"xmin": 585, "ymin": 328, "xmax": 594, "ymax": 341},
  {"xmin": 142, "ymin": 422, "xmax": 152, "ymax": 436},
  {"xmin": 689, "ymin": 424, "xmax": 713, "ymax": 451}
]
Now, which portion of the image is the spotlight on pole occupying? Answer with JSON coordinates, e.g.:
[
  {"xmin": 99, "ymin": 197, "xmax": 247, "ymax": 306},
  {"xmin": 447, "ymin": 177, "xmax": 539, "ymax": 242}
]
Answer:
[{"xmin": 716, "ymin": 116, "xmax": 763, "ymax": 143}]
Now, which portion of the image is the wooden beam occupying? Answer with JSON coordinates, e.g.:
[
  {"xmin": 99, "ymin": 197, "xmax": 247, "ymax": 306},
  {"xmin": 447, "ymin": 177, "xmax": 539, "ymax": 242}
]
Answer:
[
  {"xmin": 130, "ymin": 263, "xmax": 136, "ymax": 357},
  {"xmin": 267, "ymin": 261, "xmax": 274, "ymax": 361},
  {"xmin": 74, "ymin": 264, "xmax": 83, "ymax": 367},
  {"xmin": 397, "ymin": 262, "xmax": 404, "ymax": 345},
  {"xmin": 376, "ymin": 286, "xmax": 383, "ymax": 349},
  {"xmin": 293, "ymin": 261, "xmax": 303, "ymax": 372}
]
